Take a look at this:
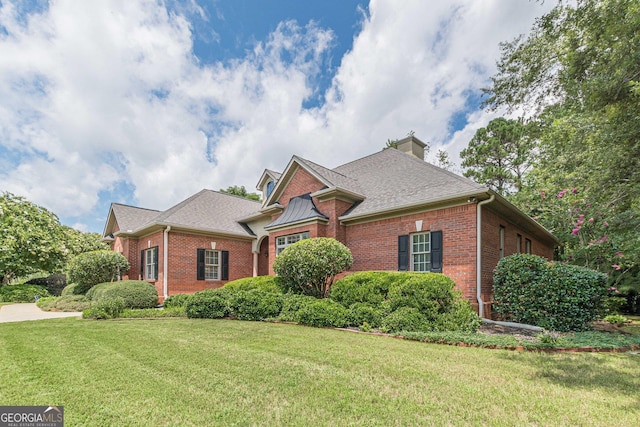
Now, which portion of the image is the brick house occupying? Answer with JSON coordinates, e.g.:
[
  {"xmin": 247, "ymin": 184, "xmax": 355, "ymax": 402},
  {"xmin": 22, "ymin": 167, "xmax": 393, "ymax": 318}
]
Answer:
[{"xmin": 103, "ymin": 136, "xmax": 557, "ymax": 316}]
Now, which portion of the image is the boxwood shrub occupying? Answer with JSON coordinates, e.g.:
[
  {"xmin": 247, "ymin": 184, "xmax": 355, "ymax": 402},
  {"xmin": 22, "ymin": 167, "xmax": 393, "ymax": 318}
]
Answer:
[
  {"xmin": 185, "ymin": 289, "xmax": 229, "ymax": 319},
  {"xmin": 36, "ymin": 295, "xmax": 91, "ymax": 312},
  {"xmin": 296, "ymin": 298, "xmax": 350, "ymax": 328},
  {"xmin": 329, "ymin": 272, "xmax": 395, "ymax": 307},
  {"xmin": 348, "ymin": 302, "xmax": 385, "ymax": 328},
  {"xmin": 381, "ymin": 307, "xmax": 430, "ymax": 333},
  {"xmin": 86, "ymin": 280, "xmax": 158, "ymax": 309},
  {"xmin": 494, "ymin": 254, "xmax": 608, "ymax": 331},
  {"xmin": 222, "ymin": 276, "xmax": 284, "ymax": 294},
  {"xmin": 278, "ymin": 294, "xmax": 317, "ymax": 323},
  {"xmin": 227, "ymin": 289, "xmax": 283, "ymax": 321}
]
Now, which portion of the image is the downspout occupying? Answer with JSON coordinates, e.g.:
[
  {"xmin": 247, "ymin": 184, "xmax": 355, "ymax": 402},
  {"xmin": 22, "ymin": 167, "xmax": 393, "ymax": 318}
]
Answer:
[
  {"xmin": 163, "ymin": 226, "xmax": 171, "ymax": 303},
  {"xmin": 476, "ymin": 194, "xmax": 495, "ymax": 319}
]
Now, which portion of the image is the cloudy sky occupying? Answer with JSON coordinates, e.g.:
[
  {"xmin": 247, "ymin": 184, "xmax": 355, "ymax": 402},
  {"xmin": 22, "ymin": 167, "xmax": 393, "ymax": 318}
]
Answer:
[{"xmin": 0, "ymin": 0, "xmax": 554, "ymax": 233}]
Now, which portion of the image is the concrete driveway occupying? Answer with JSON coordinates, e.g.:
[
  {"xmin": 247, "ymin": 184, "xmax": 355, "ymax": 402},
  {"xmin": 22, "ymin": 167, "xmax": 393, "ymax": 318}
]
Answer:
[{"xmin": 0, "ymin": 303, "xmax": 81, "ymax": 323}]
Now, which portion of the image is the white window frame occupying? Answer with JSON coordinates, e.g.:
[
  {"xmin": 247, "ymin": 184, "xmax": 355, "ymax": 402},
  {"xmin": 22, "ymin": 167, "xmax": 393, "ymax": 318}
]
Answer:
[
  {"xmin": 276, "ymin": 232, "xmax": 310, "ymax": 255},
  {"xmin": 410, "ymin": 232, "xmax": 431, "ymax": 272},
  {"xmin": 205, "ymin": 250, "xmax": 220, "ymax": 280},
  {"xmin": 144, "ymin": 247, "xmax": 157, "ymax": 281}
]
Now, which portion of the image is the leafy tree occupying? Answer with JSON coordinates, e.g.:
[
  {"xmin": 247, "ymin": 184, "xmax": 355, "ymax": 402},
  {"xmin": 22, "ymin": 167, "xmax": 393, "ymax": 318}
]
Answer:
[
  {"xmin": 483, "ymin": 0, "xmax": 640, "ymax": 275},
  {"xmin": 62, "ymin": 226, "xmax": 108, "ymax": 258},
  {"xmin": 220, "ymin": 185, "xmax": 261, "ymax": 201},
  {"xmin": 272, "ymin": 237, "xmax": 353, "ymax": 298},
  {"xmin": 461, "ymin": 117, "xmax": 535, "ymax": 194},
  {"xmin": 67, "ymin": 250, "xmax": 130, "ymax": 294},
  {"xmin": 0, "ymin": 192, "xmax": 67, "ymax": 284},
  {"xmin": 435, "ymin": 149, "xmax": 456, "ymax": 172}
]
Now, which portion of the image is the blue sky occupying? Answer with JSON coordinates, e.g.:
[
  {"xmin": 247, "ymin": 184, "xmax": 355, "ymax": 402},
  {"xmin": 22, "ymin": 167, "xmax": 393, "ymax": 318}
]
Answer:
[{"xmin": 0, "ymin": 0, "xmax": 554, "ymax": 233}]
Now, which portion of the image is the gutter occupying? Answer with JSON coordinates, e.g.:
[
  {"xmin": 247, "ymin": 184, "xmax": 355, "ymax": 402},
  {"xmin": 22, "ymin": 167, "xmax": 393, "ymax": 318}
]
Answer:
[
  {"xmin": 476, "ymin": 194, "xmax": 495, "ymax": 318},
  {"xmin": 163, "ymin": 226, "xmax": 171, "ymax": 302}
]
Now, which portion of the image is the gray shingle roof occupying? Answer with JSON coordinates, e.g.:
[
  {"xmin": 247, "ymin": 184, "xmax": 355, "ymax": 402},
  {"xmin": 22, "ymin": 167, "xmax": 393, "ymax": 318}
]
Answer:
[
  {"xmin": 295, "ymin": 156, "xmax": 364, "ymax": 195},
  {"xmin": 265, "ymin": 193, "xmax": 329, "ymax": 229},
  {"xmin": 146, "ymin": 189, "xmax": 262, "ymax": 236},
  {"xmin": 331, "ymin": 148, "xmax": 487, "ymax": 219},
  {"xmin": 111, "ymin": 204, "xmax": 160, "ymax": 233}
]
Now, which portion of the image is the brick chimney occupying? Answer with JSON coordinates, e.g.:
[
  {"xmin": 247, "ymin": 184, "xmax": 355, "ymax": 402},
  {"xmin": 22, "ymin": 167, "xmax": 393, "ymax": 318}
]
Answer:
[{"xmin": 395, "ymin": 135, "xmax": 427, "ymax": 160}]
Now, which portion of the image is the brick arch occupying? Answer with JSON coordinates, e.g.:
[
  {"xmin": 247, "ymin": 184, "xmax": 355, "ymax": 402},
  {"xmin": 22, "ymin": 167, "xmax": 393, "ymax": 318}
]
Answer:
[{"xmin": 257, "ymin": 236, "xmax": 270, "ymax": 276}]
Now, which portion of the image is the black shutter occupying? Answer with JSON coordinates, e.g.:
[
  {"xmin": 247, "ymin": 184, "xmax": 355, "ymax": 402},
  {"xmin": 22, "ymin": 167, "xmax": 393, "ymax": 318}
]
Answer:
[
  {"xmin": 153, "ymin": 247, "xmax": 159, "ymax": 280},
  {"xmin": 430, "ymin": 231, "xmax": 443, "ymax": 273},
  {"xmin": 221, "ymin": 251, "xmax": 229, "ymax": 281},
  {"xmin": 197, "ymin": 249, "xmax": 205, "ymax": 280},
  {"xmin": 140, "ymin": 250, "xmax": 145, "ymax": 279},
  {"xmin": 398, "ymin": 235, "xmax": 409, "ymax": 271}
]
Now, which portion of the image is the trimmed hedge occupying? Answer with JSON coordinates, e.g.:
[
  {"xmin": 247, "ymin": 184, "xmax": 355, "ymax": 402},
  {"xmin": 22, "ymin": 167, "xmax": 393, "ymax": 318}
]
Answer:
[
  {"xmin": 61, "ymin": 283, "xmax": 81, "ymax": 296},
  {"xmin": 296, "ymin": 298, "xmax": 350, "ymax": 328},
  {"xmin": 67, "ymin": 250, "xmax": 129, "ymax": 294},
  {"xmin": 329, "ymin": 271, "xmax": 396, "ymax": 307},
  {"xmin": 278, "ymin": 294, "xmax": 316, "ymax": 323},
  {"xmin": 0, "ymin": 284, "xmax": 50, "ymax": 302},
  {"xmin": 83, "ymin": 299, "xmax": 125, "ymax": 319},
  {"xmin": 222, "ymin": 276, "xmax": 284, "ymax": 294},
  {"xmin": 227, "ymin": 289, "xmax": 283, "ymax": 321},
  {"xmin": 36, "ymin": 295, "xmax": 91, "ymax": 312},
  {"xmin": 86, "ymin": 280, "xmax": 158, "ymax": 309},
  {"xmin": 494, "ymin": 254, "xmax": 608, "ymax": 331},
  {"xmin": 185, "ymin": 289, "xmax": 229, "ymax": 319}
]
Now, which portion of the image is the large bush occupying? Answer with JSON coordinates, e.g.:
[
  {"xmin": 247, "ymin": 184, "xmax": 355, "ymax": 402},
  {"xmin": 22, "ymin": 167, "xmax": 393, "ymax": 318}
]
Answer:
[
  {"xmin": 37, "ymin": 295, "xmax": 91, "ymax": 312},
  {"xmin": 273, "ymin": 237, "xmax": 353, "ymax": 298},
  {"xmin": 25, "ymin": 274, "xmax": 67, "ymax": 296},
  {"xmin": 86, "ymin": 280, "xmax": 158, "ymax": 309},
  {"xmin": 61, "ymin": 283, "xmax": 81, "ymax": 296},
  {"xmin": 185, "ymin": 289, "xmax": 229, "ymax": 319},
  {"xmin": 67, "ymin": 250, "xmax": 130, "ymax": 294},
  {"xmin": 222, "ymin": 276, "xmax": 284, "ymax": 294},
  {"xmin": 330, "ymin": 271, "xmax": 397, "ymax": 307},
  {"xmin": 296, "ymin": 298, "xmax": 350, "ymax": 328},
  {"xmin": 0, "ymin": 284, "xmax": 50, "ymax": 302},
  {"xmin": 494, "ymin": 254, "xmax": 608, "ymax": 331},
  {"xmin": 163, "ymin": 294, "xmax": 193, "ymax": 308}
]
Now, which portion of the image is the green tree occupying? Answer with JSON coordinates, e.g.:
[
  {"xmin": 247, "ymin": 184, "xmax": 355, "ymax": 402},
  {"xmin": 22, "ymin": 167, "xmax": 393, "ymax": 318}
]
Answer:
[
  {"xmin": 272, "ymin": 237, "xmax": 353, "ymax": 298},
  {"xmin": 460, "ymin": 117, "xmax": 535, "ymax": 194},
  {"xmin": 62, "ymin": 226, "xmax": 108, "ymax": 258},
  {"xmin": 67, "ymin": 250, "xmax": 130, "ymax": 294},
  {"xmin": 483, "ymin": 0, "xmax": 640, "ymax": 274},
  {"xmin": 0, "ymin": 193, "xmax": 67, "ymax": 284},
  {"xmin": 220, "ymin": 185, "xmax": 261, "ymax": 201}
]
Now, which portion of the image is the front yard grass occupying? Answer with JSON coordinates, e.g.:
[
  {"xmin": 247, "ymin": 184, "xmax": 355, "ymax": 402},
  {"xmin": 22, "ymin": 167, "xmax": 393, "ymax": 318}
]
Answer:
[{"xmin": 1, "ymin": 318, "xmax": 639, "ymax": 426}]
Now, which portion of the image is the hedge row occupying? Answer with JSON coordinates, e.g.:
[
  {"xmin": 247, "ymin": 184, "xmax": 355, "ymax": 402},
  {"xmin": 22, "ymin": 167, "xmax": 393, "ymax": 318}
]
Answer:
[
  {"xmin": 184, "ymin": 272, "xmax": 480, "ymax": 333},
  {"xmin": 0, "ymin": 284, "xmax": 50, "ymax": 302},
  {"xmin": 85, "ymin": 280, "xmax": 158, "ymax": 309}
]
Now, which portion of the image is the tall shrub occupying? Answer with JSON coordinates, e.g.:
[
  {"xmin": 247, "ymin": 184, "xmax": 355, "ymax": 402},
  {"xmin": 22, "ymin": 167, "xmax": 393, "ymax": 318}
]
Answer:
[
  {"xmin": 273, "ymin": 237, "xmax": 353, "ymax": 298},
  {"xmin": 494, "ymin": 254, "xmax": 608, "ymax": 331},
  {"xmin": 86, "ymin": 280, "xmax": 158, "ymax": 309},
  {"xmin": 67, "ymin": 250, "xmax": 129, "ymax": 294}
]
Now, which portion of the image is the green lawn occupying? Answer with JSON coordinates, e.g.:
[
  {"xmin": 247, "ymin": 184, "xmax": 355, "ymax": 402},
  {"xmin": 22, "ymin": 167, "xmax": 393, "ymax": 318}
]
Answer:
[{"xmin": 1, "ymin": 319, "xmax": 639, "ymax": 426}]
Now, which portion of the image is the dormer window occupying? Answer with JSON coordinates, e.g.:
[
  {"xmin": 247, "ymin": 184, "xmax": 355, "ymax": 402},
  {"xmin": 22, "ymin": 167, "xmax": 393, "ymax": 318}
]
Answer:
[{"xmin": 266, "ymin": 181, "xmax": 275, "ymax": 197}]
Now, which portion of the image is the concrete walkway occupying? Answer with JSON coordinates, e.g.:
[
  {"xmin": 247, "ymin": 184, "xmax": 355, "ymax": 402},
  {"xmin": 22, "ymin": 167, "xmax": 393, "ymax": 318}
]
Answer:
[{"xmin": 0, "ymin": 303, "xmax": 82, "ymax": 323}]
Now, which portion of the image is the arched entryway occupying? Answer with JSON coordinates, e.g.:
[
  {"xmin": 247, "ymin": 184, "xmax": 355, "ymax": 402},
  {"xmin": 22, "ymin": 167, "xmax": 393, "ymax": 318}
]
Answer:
[{"xmin": 257, "ymin": 236, "xmax": 270, "ymax": 276}]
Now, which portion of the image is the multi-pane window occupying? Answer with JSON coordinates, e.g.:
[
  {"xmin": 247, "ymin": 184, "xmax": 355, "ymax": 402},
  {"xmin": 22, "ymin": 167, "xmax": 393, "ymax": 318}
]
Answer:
[
  {"xmin": 145, "ymin": 247, "xmax": 158, "ymax": 280},
  {"xmin": 499, "ymin": 226, "xmax": 505, "ymax": 259},
  {"xmin": 411, "ymin": 232, "xmax": 431, "ymax": 272},
  {"xmin": 276, "ymin": 232, "xmax": 310, "ymax": 255},
  {"xmin": 205, "ymin": 250, "xmax": 220, "ymax": 280}
]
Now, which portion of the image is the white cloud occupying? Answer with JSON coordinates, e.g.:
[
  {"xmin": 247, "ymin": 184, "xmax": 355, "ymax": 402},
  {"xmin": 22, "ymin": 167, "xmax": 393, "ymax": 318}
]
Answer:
[{"xmin": 0, "ymin": 0, "xmax": 554, "ymax": 231}]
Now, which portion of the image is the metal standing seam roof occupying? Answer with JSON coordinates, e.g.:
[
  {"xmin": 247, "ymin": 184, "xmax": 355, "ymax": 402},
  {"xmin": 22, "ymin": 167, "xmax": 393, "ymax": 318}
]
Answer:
[{"xmin": 265, "ymin": 193, "xmax": 329, "ymax": 229}]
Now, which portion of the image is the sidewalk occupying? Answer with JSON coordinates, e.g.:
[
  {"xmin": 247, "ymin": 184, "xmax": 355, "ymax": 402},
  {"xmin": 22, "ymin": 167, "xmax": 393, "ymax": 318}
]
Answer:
[{"xmin": 0, "ymin": 303, "xmax": 81, "ymax": 323}]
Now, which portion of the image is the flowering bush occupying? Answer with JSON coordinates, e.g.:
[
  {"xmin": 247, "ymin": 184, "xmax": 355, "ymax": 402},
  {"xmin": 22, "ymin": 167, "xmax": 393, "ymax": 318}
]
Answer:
[{"xmin": 67, "ymin": 250, "xmax": 130, "ymax": 294}]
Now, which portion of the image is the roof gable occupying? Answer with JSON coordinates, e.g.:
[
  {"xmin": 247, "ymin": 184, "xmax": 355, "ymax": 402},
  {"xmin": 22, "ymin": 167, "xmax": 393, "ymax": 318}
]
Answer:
[{"xmin": 103, "ymin": 203, "xmax": 160, "ymax": 237}]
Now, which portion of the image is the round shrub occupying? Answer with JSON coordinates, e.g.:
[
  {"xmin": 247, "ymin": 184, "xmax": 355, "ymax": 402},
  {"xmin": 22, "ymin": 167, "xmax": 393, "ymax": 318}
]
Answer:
[
  {"xmin": 432, "ymin": 299, "xmax": 481, "ymax": 332},
  {"xmin": 227, "ymin": 289, "xmax": 283, "ymax": 321},
  {"xmin": 86, "ymin": 280, "xmax": 158, "ymax": 309},
  {"xmin": 278, "ymin": 294, "xmax": 317, "ymax": 323},
  {"xmin": 163, "ymin": 293, "xmax": 193, "ymax": 308},
  {"xmin": 273, "ymin": 237, "xmax": 353, "ymax": 298},
  {"xmin": 0, "ymin": 284, "xmax": 50, "ymax": 302},
  {"xmin": 387, "ymin": 273, "xmax": 457, "ymax": 320},
  {"xmin": 67, "ymin": 250, "xmax": 130, "ymax": 294},
  {"xmin": 223, "ymin": 276, "xmax": 284, "ymax": 294},
  {"xmin": 185, "ymin": 289, "xmax": 229, "ymax": 319},
  {"xmin": 494, "ymin": 254, "xmax": 608, "ymax": 331},
  {"xmin": 296, "ymin": 298, "xmax": 350, "ymax": 328}
]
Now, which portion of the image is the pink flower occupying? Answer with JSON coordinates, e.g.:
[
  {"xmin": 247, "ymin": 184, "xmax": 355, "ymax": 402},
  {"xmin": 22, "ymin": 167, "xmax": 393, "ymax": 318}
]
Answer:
[
  {"xmin": 612, "ymin": 264, "xmax": 621, "ymax": 271},
  {"xmin": 557, "ymin": 189, "xmax": 567, "ymax": 199},
  {"xmin": 540, "ymin": 191, "xmax": 546, "ymax": 199},
  {"xmin": 572, "ymin": 188, "xmax": 578, "ymax": 194},
  {"xmin": 603, "ymin": 221, "xmax": 609, "ymax": 227},
  {"xmin": 615, "ymin": 251, "xmax": 624, "ymax": 257},
  {"xmin": 588, "ymin": 217, "xmax": 594, "ymax": 223},
  {"xmin": 571, "ymin": 228, "xmax": 580, "ymax": 235}
]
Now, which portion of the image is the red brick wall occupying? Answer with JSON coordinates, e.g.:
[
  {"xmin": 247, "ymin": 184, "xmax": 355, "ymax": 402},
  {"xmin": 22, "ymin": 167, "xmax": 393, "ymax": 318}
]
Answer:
[
  {"xmin": 481, "ymin": 206, "xmax": 555, "ymax": 314},
  {"xmin": 277, "ymin": 166, "xmax": 325, "ymax": 208},
  {"xmin": 344, "ymin": 204, "xmax": 478, "ymax": 301},
  {"xmin": 165, "ymin": 231, "xmax": 253, "ymax": 296}
]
